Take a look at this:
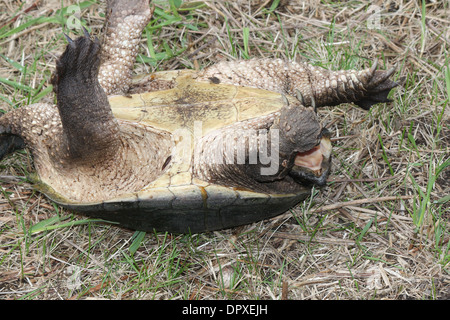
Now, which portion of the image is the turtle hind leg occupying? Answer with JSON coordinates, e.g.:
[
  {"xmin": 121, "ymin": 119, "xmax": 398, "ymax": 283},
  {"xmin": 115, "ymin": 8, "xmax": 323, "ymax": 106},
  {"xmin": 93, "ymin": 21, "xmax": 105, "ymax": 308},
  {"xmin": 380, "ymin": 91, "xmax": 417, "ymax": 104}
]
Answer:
[
  {"xmin": 0, "ymin": 134, "xmax": 25, "ymax": 160},
  {"xmin": 98, "ymin": 0, "xmax": 153, "ymax": 95},
  {"xmin": 53, "ymin": 31, "xmax": 121, "ymax": 163}
]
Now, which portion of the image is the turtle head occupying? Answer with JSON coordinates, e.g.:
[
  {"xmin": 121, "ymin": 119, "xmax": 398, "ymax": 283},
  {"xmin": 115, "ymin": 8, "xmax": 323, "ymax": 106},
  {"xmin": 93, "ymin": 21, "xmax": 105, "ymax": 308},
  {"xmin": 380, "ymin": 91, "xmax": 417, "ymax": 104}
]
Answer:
[
  {"xmin": 274, "ymin": 101, "xmax": 332, "ymax": 188},
  {"xmin": 289, "ymin": 128, "xmax": 332, "ymax": 187}
]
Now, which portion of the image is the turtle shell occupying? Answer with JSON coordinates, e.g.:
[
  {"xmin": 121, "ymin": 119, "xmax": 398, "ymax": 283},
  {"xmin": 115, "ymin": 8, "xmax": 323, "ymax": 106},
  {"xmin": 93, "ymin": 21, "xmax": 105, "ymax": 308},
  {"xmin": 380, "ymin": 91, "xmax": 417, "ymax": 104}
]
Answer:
[{"xmin": 33, "ymin": 70, "xmax": 311, "ymax": 233}]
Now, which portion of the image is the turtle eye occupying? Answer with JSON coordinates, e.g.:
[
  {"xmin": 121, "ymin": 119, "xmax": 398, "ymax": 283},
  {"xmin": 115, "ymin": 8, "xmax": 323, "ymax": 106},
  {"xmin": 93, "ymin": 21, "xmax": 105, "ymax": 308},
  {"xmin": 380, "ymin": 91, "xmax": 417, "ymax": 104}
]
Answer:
[
  {"xmin": 295, "ymin": 89, "xmax": 318, "ymax": 112},
  {"xmin": 319, "ymin": 127, "xmax": 331, "ymax": 141}
]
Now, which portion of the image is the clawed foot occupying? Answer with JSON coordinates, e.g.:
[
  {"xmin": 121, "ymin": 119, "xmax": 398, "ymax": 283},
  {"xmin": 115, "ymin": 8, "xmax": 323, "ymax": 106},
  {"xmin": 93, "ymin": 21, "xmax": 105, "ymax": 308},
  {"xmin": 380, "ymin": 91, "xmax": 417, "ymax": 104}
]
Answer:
[
  {"xmin": 355, "ymin": 60, "xmax": 399, "ymax": 110},
  {"xmin": 308, "ymin": 59, "xmax": 400, "ymax": 110},
  {"xmin": 50, "ymin": 28, "xmax": 120, "ymax": 162},
  {"xmin": 51, "ymin": 28, "xmax": 101, "ymax": 95}
]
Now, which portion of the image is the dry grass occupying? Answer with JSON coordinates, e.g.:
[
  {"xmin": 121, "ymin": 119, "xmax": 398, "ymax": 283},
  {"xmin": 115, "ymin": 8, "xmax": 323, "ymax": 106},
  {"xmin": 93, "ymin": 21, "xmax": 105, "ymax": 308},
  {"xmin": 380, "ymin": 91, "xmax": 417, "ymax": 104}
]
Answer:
[{"xmin": 0, "ymin": 0, "xmax": 449, "ymax": 300}]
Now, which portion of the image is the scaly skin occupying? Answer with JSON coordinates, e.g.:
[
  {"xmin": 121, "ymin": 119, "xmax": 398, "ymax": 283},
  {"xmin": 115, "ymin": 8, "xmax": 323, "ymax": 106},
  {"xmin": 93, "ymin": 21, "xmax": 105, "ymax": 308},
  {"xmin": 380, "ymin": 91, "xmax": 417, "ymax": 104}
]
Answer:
[
  {"xmin": 0, "ymin": 103, "xmax": 63, "ymax": 167},
  {"xmin": 52, "ymin": 32, "xmax": 122, "ymax": 163},
  {"xmin": 198, "ymin": 58, "xmax": 398, "ymax": 110},
  {"xmin": 96, "ymin": 1, "xmax": 399, "ymax": 108},
  {"xmin": 0, "ymin": 0, "xmax": 155, "ymax": 160},
  {"xmin": 98, "ymin": 0, "xmax": 153, "ymax": 95}
]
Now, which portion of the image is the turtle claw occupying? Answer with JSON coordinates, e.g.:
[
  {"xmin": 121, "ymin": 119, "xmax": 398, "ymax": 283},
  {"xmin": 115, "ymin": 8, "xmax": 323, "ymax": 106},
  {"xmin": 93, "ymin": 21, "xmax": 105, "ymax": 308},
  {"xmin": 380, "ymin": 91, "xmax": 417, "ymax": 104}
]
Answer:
[
  {"xmin": 311, "ymin": 95, "xmax": 317, "ymax": 111},
  {"xmin": 64, "ymin": 33, "xmax": 73, "ymax": 43},
  {"xmin": 367, "ymin": 63, "xmax": 397, "ymax": 87},
  {"xmin": 282, "ymin": 94, "xmax": 290, "ymax": 106},
  {"xmin": 355, "ymin": 62, "xmax": 399, "ymax": 110},
  {"xmin": 64, "ymin": 27, "xmax": 91, "ymax": 45},
  {"xmin": 82, "ymin": 26, "xmax": 90, "ymax": 38},
  {"xmin": 296, "ymin": 89, "xmax": 305, "ymax": 105},
  {"xmin": 53, "ymin": 32, "xmax": 101, "ymax": 92}
]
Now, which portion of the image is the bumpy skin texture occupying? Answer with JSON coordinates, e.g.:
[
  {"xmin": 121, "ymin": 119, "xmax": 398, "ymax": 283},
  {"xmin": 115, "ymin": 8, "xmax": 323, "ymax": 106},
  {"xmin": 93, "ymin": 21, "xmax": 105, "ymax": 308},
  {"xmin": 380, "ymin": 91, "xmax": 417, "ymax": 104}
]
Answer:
[
  {"xmin": 0, "ymin": 104, "xmax": 62, "ymax": 165},
  {"xmin": 98, "ymin": 0, "xmax": 153, "ymax": 95},
  {"xmin": 198, "ymin": 58, "xmax": 397, "ymax": 110},
  {"xmin": 0, "ymin": 32, "xmax": 173, "ymax": 202}
]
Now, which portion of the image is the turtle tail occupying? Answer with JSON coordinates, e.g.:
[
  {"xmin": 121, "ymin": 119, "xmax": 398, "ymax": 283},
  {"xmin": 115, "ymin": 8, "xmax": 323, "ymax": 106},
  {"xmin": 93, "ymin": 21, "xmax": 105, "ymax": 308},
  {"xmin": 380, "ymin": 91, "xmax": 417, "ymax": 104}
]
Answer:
[
  {"xmin": 0, "ymin": 133, "xmax": 25, "ymax": 160},
  {"xmin": 0, "ymin": 104, "xmax": 63, "ymax": 161}
]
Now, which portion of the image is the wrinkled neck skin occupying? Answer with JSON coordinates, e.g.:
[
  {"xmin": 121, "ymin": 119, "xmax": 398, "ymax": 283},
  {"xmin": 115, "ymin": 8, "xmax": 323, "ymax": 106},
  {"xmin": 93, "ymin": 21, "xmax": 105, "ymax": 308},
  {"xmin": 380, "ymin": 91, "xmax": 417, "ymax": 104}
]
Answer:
[{"xmin": 193, "ymin": 104, "xmax": 324, "ymax": 195}]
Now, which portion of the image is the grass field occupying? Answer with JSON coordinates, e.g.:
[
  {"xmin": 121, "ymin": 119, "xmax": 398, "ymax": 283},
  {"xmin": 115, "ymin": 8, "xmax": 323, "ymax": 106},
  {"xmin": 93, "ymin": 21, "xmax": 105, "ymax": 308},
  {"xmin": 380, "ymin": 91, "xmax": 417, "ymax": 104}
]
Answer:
[{"xmin": 0, "ymin": 0, "xmax": 449, "ymax": 300}]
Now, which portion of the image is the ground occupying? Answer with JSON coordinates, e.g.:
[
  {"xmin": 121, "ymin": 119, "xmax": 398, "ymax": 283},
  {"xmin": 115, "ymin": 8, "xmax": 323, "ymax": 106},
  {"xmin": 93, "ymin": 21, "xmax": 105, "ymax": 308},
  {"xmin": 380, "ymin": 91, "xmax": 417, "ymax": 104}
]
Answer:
[{"xmin": 0, "ymin": 0, "xmax": 449, "ymax": 300}]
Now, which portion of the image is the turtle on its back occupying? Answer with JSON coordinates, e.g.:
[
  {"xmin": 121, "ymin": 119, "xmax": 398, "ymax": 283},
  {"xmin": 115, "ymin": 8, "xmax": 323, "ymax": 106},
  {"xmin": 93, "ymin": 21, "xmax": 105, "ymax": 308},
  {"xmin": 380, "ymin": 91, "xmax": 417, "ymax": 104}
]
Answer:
[{"xmin": 0, "ymin": 0, "xmax": 398, "ymax": 233}]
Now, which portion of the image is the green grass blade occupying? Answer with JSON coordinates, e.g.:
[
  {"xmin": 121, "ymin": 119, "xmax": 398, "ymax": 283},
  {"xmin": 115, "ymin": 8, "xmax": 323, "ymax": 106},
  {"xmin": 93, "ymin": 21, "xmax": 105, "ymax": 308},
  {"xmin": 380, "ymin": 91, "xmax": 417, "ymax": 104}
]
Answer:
[
  {"xmin": 0, "ymin": 17, "xmax": 60, "ymax": 40},
  {"xmin": 29, "ymin": 217, "xmax": 117, "ymax": 234},
  {"xmin": 32, "ymin": 85, "xmax": 53, "ymax": 103},
  {"xmin": 0, "ymin": 53, "xmax": 25, "ymax": 72},
  {"xmin": 0, "ymin": 77, "xmax": 35, "ymax": 93},
  {"xmin": 378, "ymin": 134, "xmax": 394, "ymax": 176},
  {"xmin": 358, "ymin": 217, "xmax": 374, "ymax": 242},
  {"xmin": 29, "ymin": 216, "xmax": 64, "ymax": 234},
  {"xmin": 129, "ymin": 231, "xmax": 146, "ymax": 256},
  {"xmin": 445, "ymin": 66, "xmax": 450, "ymax": 101},
  {"xmin": 243, "ymin": 27, "xmax": 250, "ymax": 59}
]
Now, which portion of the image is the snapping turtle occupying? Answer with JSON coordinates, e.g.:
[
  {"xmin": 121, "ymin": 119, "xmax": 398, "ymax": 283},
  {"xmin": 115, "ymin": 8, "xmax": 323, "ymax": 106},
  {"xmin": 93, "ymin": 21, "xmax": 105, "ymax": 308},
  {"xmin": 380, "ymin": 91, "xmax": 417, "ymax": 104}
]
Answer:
[{"xmin": 0, "ymin": 0, "xmax": 398, "ymax": 233}]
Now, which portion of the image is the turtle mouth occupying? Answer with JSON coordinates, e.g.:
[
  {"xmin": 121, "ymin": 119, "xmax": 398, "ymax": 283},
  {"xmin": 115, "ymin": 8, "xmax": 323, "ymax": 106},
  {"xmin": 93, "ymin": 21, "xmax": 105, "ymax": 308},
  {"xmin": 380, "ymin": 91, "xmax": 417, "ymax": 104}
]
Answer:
[{"xmin": 290, "ymin": 132, "xmax": 332, "ymax": 187}]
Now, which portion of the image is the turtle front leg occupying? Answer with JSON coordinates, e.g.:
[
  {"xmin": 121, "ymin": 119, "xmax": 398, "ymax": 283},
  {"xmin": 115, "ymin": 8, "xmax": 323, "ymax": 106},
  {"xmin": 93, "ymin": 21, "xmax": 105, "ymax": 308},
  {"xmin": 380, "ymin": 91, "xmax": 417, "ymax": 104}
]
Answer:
[
  {"xmin": 98, "ymin": 0, "xmax": 153, "ymax": 95},
  {"xmin": 0, "ymin": 32, "xmax": 120, "ymax": 164},
  {"xmin": 199, "ymin": 58, "xmax": 398, "ymax": 110},
  {"xmin": 306, "ymin": 59, "xmax": 398, "ymax": 110}
]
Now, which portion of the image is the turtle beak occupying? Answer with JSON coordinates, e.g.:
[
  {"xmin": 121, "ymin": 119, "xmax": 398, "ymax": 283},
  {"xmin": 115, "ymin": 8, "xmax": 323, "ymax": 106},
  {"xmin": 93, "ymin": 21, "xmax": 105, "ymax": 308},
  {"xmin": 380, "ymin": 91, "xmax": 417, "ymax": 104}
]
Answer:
[{"xmin": 289, "ymin": 129, "xmax": 332, "ymax": 186}]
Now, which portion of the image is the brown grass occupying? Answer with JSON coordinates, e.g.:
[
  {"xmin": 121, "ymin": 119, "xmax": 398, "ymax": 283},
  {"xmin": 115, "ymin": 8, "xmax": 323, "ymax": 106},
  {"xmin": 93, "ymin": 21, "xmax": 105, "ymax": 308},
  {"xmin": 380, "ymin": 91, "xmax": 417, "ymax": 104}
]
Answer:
[{"xmin": 0, "ymin": 0, "xmax": 449, "ymax": 300}]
